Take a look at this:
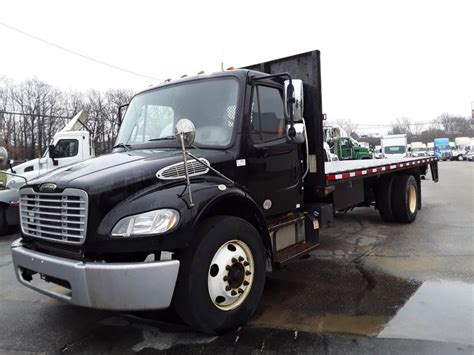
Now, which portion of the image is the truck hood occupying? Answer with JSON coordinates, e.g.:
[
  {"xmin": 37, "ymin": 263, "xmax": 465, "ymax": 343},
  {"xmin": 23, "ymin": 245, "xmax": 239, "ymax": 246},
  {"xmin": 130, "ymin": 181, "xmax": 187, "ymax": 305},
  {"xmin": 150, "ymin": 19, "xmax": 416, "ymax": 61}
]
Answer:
[{"xmin": 26, "ymin": 148, "xmax": 234, "ymax": 194}]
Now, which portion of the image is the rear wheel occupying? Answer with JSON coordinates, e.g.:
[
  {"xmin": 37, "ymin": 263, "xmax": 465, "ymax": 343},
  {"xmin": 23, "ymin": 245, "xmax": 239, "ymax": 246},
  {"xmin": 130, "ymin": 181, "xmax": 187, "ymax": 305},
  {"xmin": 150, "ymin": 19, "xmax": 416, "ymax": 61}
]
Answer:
[
  {"xmin": 173, "ymin": 216, "xmax": 266, "ymax": 334},
  {"xmin": 392, "ymin": 175, "xmax": 418, "ymax": 223},
  {"xmin": 375, "ymin": 177, "xmax": 394, "ymax": 222}
]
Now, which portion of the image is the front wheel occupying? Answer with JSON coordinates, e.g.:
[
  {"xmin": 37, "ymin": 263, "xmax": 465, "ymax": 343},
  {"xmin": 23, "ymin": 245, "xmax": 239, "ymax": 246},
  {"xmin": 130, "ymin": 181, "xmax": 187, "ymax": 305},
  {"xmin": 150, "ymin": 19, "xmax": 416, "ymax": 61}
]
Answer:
[
  {"xmin": 0, "ymin": 204, "xmax": 9, "ymax": 236},
  {"xmin": 173, "ymin": 216, "xmax": 266, "ymax": 334}
]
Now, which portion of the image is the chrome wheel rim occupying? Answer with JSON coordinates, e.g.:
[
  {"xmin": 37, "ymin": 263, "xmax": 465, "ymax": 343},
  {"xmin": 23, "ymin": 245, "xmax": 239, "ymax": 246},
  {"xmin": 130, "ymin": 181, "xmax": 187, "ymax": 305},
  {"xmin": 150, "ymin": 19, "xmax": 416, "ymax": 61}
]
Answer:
[
  {"xmin": 408, "ymin": 185, "xmax": 417, "ymax": 213},
  {"xmin": 208, "ymin": 239, "xmax": 254, "ymax": 311}
]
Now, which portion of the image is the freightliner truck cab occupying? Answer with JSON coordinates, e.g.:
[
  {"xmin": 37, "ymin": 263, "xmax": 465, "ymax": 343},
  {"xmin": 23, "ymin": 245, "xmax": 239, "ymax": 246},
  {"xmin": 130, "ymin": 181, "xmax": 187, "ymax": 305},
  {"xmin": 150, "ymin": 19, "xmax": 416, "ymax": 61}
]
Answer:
[{"xmin": 9, "ymin": 50, "xmax": 438, "ymax": 334}]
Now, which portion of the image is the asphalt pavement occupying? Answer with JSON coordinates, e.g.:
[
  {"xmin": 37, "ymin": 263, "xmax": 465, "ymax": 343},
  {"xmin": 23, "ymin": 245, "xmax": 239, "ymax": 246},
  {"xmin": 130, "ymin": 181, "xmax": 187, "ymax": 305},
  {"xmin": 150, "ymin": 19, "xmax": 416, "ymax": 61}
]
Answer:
[{"xmin": 0, "ymin": 162, "xmax": 472, "ymax": 354}]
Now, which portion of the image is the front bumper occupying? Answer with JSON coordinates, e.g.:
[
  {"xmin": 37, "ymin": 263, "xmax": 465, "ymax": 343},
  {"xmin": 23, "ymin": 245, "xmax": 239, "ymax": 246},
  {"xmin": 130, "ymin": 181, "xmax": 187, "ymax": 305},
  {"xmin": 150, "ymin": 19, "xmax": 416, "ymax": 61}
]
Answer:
[{"xmin": 11, "ymin": 239, "xmax": 180, "ymax": 310}]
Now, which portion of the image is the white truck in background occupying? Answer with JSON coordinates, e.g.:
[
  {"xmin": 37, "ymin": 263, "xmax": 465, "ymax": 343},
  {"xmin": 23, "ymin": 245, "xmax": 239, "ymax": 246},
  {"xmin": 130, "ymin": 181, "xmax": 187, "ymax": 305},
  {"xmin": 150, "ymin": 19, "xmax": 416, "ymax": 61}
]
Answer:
[
  {"xmin": 452, "ymin": 137, "xmax": 471, "ymax": 161},
  {"xmin": 427, "ymin": 142, "xmax": 434, "ymax": 156},
  {"xmin": 381, "ymin": 134, "xmax": 408, "ymax": 159},
  {"xmin": 410, "ymin": 142, "xmax": 427, "ymax": 157},
  {"xmin": 0, "ymin": 111, "xmax": 94, "ymax": 235}
]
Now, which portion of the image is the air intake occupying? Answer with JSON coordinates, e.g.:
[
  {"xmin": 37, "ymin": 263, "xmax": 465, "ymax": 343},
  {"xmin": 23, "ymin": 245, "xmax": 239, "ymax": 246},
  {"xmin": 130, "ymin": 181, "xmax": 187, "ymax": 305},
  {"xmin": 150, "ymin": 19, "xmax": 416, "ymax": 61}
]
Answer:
[{"xmin": 156, "ymin": 158, "xmax": 210, "ymax": 180}]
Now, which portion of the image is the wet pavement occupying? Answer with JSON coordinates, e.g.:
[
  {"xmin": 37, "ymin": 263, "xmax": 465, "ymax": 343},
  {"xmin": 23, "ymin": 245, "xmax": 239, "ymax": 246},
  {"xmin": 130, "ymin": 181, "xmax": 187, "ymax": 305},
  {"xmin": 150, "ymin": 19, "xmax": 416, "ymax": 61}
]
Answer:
[{"xmin": 0, "ymin": 162, "xmax": 473, "ymax": 353}]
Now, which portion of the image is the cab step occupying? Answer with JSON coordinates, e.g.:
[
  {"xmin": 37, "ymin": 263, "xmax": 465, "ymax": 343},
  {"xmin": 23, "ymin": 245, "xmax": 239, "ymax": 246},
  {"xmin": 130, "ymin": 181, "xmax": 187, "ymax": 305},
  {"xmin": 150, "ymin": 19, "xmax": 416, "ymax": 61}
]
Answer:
[{"xmin": 273, "ymin": 241, "xmax": 320, "ymax": 266}]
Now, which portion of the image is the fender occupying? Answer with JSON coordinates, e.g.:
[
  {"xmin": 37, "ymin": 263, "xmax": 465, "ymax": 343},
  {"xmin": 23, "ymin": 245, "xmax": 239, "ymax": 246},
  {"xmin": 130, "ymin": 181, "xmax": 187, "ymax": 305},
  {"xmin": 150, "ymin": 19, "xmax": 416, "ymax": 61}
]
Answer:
[
  {"xmin": 0, "ymin": 188, "xmax": 21, "ymax": 226},
  {"xmin": 192, "ymin": 182, "xmax": 272, "ymax": 255},
  {"xmin": 0, "ymin": 188, "xmax": 20, "ymax": 205},
  {"xmin": 90, "ymin": 179, "xmax": 271, "ymax": 256}
]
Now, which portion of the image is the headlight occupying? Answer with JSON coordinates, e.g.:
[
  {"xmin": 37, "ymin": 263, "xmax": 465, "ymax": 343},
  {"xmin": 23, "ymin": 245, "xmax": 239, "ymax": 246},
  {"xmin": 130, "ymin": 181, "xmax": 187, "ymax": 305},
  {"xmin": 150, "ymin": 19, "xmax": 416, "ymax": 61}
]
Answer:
[{"xmin": 111, "ymin": 209, "xmax": 180, "ymax": 237}]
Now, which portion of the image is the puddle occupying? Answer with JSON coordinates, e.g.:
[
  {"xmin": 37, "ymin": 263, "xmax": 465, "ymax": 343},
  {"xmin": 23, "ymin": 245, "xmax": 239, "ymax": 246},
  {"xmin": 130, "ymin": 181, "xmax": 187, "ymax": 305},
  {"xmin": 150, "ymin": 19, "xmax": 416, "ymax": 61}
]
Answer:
[
  {"xmin": 378, "ymin": 280, "xmax": 474, "ymax": 345},
  {"xmin": 250, "ymin": 257, "xmax": 421, "ymax": 336},
  {"xmin": 250, "ymin": 257, "xmax": 474, "ymax": 345}
]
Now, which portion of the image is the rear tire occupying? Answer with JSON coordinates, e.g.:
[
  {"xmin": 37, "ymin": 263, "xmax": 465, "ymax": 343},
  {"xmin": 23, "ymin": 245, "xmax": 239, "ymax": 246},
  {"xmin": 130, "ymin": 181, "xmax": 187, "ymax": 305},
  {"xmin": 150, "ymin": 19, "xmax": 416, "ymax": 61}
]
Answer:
[
  {"xmin": 392, "ymin": 175, "xmax": 418, "ymax": 223},
  {"xmin": 375, "ymin": 177, "xmax": 394, "ymax": 222},
  {"xmin": 173, "ymin": 216, "xmax": 266, "ymax": 334}
]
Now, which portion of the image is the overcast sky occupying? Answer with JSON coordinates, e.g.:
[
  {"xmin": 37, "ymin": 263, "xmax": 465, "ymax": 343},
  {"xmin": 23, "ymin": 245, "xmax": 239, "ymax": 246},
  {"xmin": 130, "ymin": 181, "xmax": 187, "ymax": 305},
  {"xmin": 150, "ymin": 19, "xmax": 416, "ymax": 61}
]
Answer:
[{"xmin": 1, "ymin": 0, "xmax": 473, "ymax": 128}]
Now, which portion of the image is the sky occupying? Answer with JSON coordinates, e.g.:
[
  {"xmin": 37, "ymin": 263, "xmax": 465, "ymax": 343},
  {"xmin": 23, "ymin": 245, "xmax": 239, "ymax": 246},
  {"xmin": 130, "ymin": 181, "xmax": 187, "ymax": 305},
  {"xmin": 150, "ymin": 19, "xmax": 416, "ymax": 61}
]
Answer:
[{"xmin": 0, "ymin": 0, "xmax": 473, "ymax": 129}]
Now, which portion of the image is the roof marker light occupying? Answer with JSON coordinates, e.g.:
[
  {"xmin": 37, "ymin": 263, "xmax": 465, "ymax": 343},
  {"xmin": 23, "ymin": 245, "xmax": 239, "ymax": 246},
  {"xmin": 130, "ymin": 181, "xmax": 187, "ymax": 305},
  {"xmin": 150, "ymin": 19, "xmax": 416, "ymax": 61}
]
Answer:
[
  {"xmin": 197, "ymin": 70, "xmax": 205, "ymax": 75},
  {"xmin": 226, "ymin": 66, "xmax": 235, "ymax": 70}
]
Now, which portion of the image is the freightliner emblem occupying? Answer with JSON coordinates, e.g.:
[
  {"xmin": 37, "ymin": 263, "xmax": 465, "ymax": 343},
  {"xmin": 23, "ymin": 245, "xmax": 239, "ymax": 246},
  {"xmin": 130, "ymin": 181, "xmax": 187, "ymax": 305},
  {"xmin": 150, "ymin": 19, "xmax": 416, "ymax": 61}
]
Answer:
[{"xmin": 39, "ymin": 183, "xmax": 57, "ymax": 192}]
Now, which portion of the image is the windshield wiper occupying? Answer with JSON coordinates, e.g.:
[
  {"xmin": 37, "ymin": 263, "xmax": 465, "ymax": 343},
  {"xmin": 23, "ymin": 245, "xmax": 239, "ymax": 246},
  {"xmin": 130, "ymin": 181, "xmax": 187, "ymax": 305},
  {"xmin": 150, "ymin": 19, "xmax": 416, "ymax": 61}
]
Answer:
[
  {"xmin": 112, "ymin": 143, "xmax": 132, "ymax": 151},
  {"xmin": 148, "ymin": 135, "xmax": 176, "ymax": 142}
]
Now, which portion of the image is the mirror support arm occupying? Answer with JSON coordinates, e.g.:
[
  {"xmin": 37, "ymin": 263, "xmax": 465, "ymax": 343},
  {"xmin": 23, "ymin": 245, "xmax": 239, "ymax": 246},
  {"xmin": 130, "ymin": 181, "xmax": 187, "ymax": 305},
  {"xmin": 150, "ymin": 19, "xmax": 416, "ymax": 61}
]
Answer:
[
  {"xmin": 2, "ymin": 171, "xmax": 27, "ymax": 184},
  {"xmin": 179, "ymin": 133, "xmax": 194, "ymax": 207},
  {"xmin": 186, "ymin": 151, "xmax": 234, "ymax": 185}
]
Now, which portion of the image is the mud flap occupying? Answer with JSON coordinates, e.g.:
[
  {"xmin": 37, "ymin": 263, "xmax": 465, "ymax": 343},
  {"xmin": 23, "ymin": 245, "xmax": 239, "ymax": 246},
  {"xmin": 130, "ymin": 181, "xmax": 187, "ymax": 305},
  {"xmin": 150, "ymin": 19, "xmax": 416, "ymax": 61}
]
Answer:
[{"xmin": 430, "ymin": 161, "xmax": 439, "ymax": 182}]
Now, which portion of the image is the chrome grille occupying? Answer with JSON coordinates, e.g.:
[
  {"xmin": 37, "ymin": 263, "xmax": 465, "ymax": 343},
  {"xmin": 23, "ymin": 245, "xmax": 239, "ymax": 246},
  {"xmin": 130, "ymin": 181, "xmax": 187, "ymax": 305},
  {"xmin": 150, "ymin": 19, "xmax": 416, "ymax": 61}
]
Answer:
[
  {"xmin": 156, "ymin": 158, "xmax": 210, "ymax": 180},
  {"xmin": 20, "ymin": 188, "xmax": 88, "ymax": 245}
]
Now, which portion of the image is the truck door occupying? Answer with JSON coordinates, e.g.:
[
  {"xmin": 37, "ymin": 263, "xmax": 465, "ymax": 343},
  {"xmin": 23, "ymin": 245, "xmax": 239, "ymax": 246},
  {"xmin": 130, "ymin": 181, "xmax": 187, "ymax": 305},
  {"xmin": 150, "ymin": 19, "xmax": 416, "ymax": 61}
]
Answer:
[
  {"xmin": 46, "ymin": 138, "xmax": 81, "ymax": 171},
  {"xmin": 246, "ymin": 84, "xmax": 303, "ymax": 217}
]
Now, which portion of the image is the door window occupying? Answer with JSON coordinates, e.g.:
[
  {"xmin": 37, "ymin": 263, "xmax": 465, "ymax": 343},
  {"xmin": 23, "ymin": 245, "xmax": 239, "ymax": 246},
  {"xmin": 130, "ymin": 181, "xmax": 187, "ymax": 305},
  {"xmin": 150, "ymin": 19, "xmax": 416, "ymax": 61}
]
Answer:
[
  {"xmin": 55, "ymin": 139, "xmax": 79, "ymax": 158},
  {"xmin": 250, "ymin": 86, "xmax": 286, "ymax": 143}
]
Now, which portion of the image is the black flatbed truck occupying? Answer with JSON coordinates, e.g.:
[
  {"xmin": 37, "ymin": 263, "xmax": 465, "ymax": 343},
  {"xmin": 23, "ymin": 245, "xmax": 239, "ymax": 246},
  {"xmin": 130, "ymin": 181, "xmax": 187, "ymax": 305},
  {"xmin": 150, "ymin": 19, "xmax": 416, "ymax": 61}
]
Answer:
[{"xmin": 9, "ymin": 50, "xmax": 438, "ymax": 334}]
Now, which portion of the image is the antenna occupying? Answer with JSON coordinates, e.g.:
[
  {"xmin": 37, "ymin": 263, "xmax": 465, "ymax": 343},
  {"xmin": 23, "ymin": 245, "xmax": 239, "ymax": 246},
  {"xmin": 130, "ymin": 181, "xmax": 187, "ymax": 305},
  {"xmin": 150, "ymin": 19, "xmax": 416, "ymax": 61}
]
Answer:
[{"xmin": 221, "ymin": 48, "xmax": 225, "ymax": 71}]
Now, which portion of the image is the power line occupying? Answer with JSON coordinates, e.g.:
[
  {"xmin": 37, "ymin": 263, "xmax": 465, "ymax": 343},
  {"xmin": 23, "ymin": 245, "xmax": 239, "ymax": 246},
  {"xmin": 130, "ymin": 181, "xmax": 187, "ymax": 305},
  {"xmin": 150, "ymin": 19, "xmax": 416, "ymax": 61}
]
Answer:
[
  {"xmin": 0, "ymin": 110, "xmax": 70, "ymax": 119},
  {"xmin": 0, "ymin": 21, "xmax": 162, "ymax": 81}
]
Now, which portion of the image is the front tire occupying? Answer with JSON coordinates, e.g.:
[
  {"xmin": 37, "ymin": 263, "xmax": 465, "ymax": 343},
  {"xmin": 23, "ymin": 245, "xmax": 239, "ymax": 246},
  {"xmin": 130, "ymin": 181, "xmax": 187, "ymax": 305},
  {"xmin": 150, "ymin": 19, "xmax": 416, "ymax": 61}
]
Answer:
[
  {"xmin": 392, "ymin": 175, "xmax": 418, "ymax": 223},
  {"xmin": 0, "ymin": 204, "xmax": 9, "ymax": 236},
  {"xmin": 173, "ymin": 216, "xmax": 266, "ymax": 334}
]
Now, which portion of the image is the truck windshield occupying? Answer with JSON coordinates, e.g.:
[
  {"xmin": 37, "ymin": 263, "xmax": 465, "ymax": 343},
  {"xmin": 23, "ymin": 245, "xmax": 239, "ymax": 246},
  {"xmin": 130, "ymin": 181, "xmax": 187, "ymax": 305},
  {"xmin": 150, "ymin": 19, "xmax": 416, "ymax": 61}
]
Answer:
[
  {"xmin": 412, "ymin": 148, "xmax": 426, "ymax": 152},
  {"xmin": 116, "ymin": 78, "xmax": 239, "ymax": 148},
  {"xmin": 437, "ymin": 145, "xmax": 450, "ymax": 150},
  {"xmin": 384, "ymin": 146, "xmax": 406, "ymax": 154}
]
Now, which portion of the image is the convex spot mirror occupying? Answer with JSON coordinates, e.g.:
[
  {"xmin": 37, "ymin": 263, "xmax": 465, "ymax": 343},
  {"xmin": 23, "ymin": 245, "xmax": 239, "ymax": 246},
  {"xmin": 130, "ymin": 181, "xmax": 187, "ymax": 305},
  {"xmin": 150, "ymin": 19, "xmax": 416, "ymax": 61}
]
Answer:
[
  {"xmin": 284, "ymin": 79, "xmax": 304, "ymax": 122},
  {"xmin": 175, "ymin": 118, "xmax": 196, "ymax": 147},
  {"xmin": 0, "ymin": 147, "xmax": 8, "ymax": 170},
  {"xmin": 287, "ymin": 122, "xmax": 305, "ymax": 144}
]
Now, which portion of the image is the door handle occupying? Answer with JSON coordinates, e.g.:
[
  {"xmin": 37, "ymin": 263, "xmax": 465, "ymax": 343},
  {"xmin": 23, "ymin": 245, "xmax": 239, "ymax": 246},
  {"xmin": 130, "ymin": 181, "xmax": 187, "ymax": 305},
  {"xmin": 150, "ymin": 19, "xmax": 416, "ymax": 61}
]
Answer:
[{"xmin": 258, "ymin": 147, "xmax": 269, "ymax": 158}]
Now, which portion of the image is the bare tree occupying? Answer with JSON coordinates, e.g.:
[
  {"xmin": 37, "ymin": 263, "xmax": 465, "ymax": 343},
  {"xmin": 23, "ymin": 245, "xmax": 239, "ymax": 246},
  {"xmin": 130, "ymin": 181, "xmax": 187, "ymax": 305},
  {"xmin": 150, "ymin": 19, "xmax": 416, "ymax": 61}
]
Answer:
[
  {"xmin": 335, "ymin": 118, "xmax": 359, "ymax": 138},
  {"xmin": 389, "ymin": 117, "xmax": 412, "ymax": 135},
  {"xmin": 434, "ymin": 113, "xmax": 471, "ymax": 134}
]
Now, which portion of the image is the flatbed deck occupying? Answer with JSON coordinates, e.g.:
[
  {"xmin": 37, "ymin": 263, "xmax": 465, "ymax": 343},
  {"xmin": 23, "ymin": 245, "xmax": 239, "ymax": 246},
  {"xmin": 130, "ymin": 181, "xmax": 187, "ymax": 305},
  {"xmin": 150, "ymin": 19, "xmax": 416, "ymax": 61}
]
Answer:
[{"xmin": 325, "ymin": 156, "xmax": 437, "ymax": 182}]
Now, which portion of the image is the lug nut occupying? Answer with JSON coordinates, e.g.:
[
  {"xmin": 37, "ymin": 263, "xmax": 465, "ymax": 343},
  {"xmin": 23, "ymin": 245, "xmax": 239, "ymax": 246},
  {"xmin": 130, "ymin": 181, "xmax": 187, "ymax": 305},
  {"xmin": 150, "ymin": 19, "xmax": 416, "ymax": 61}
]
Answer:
[
  {"xmin": 223, "ymin": 276, "xmax": 228, "ymax": 281},
  {"xmin": 243, "ymin": 281, "xmax": 249, "ymax": 286},
  {"xmin": 238, "ymin": 288, "xmax": 244, "ymax": 294},
  {"xmin": 231, "ymin": 290, "xmax": 237, "ymax": 296},
  {"xmin": 238, "ymin": 256, "xmax": 244, "ymax": 261},
  {"xmin": 245, "ymin": 270, "xmax": 251, "ymax": 276},
  {"xmin": 244, "ymin": 261, "xmax": 249, "ymax": 266},
  {"xmin": 225, "ymin": 285, "xmax": 231, "ymax": 291},
  {"xmin": 232, "ymin": 257, "xmax": 238, "ymax": 264},
  {"xmin": 226, "ymin": 265, "xmax": 231, "ymax": 270}
]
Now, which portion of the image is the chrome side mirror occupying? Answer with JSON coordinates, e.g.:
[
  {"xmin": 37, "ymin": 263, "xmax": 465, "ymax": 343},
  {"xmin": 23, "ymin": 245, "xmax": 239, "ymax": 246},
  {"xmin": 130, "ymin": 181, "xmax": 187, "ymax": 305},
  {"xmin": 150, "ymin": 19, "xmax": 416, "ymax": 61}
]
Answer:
[
  {"xmin": 0, "ymin": 147, "xmax": 8, "ymax": 170},
  {"xmin": 287, "ymin": 122, "xmax": 305, "ymax": 144},
  {"xmin": 175, "ymin": 118, "xmax": 196, "ymax": 147},
  {"xmin": 284, "ymin": 79, "xmax": 304, "ymax": 122}
]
